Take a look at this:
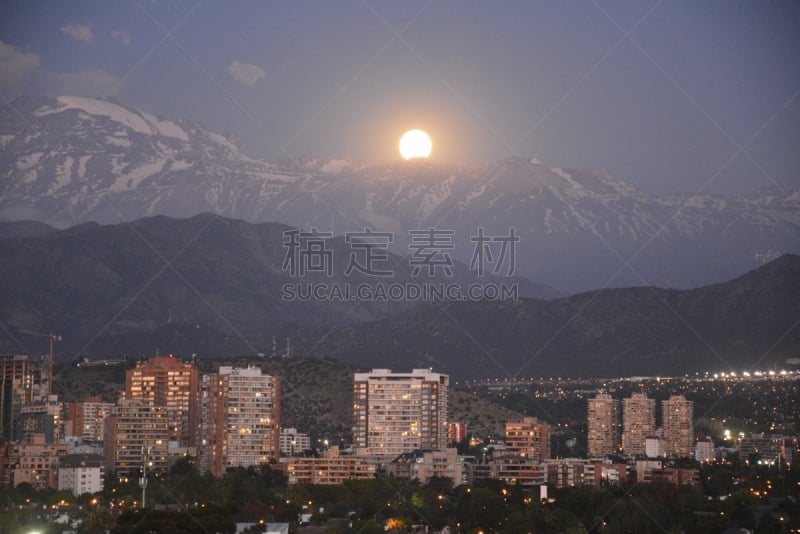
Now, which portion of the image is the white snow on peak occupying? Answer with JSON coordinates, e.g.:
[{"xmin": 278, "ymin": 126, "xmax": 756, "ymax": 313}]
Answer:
[
  {"xmin": 140, "ymin": 112, "xmax": 189, "ymax": 142},
  {"xmin": 416, "ymin": 174, "xmax": 455, "ymax": 219},
  {"xmin": 529, "ymin": 157, "xmax": 542, "ymax": 165},
  {"xmin": 551, "ymin": 167, "xmax": 582, "ymax": 189},
  {"xmin": 320, "ymin": 159, "xmax": 360, "ymax": 174},
  {"xmin": 207, "ymin": 131, "xmax": 240, "ymax": 153},
  {"xmin": 52, "ymin": 96, "xmax": 152, "ymax": 135},
  {"xmin": 34, "ymin": 97, "xmax": 189, "ymax": 142}
]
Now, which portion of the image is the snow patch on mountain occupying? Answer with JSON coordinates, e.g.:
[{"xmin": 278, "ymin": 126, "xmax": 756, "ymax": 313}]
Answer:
[
  {"xmin": 140, "ymin": 112, "xmax": 189, "ymax": 142},
  {"xmin": 53, "ymin": 96, "xmax": 152, "ymax": 135},
  {"xmin": 551, "ymin": 167, "xmax": 582, "ymax": 189},
  {"xmin": 320, "ymin": 159, "xmax": 360, "ymax": 174},
  {"xmin": 111, "ymin": 159, "xmax": 167, "ymax": 191},
  {"xmin": 417, "ymin": 174, "xmax": 455, "ymax": 219},
  {"xmin": 49, "ymin": 157, "xmax": 74, "ymax": 194},
  {"xmin": 106, "ymin": 136, "xmax": 131, "ymax": 148},
  {"xmin": 17, "ymin": 152, "xmax": 43, "ymax": 170},
  {"xmin": 77, "ymin": 155, "xmax": 90, "ymax": 179}
]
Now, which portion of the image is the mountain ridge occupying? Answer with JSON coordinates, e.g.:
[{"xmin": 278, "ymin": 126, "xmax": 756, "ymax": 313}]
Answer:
[
  {"xmin": 0, "ymin": 213, "xmax": 557, "ymax": 359},
  {"xmin": 2, "ymin": 95, "xmax": 798, "ymax": 291},
  {"xmin": 0, "ymin": 214, "xmax": 796, "ymax": 378}
]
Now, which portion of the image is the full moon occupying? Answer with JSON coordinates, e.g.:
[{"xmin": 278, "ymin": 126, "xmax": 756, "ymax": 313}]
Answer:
[{"xmin": 399, "ymin": 129, "xmax": 432, "ymax": 160}]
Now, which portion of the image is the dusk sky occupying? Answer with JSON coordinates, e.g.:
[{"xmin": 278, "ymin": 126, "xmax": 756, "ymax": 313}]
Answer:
[{"xmin": 1, "ymin": 0, "xmax": 798, "ymax": 195}]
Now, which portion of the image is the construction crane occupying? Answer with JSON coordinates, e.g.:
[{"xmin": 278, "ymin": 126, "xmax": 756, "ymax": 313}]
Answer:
[{"xmin": 20, "ymin": 330, "xmax": 61, "ymax": 395}]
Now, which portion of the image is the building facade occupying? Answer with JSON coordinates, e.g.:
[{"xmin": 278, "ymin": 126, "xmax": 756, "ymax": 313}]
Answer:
[
  {"xmin": 739, "ymin": 434, "xmax": 793, "ymax": 464},
  {"xmin": 353, "ymin": 369, "xmax": 448, "ymax": 460},
  {"xmin": 385, "ymin": 448, "xmax": 462, "ymax": 485},
  {"xmin": 124, "ymin": 355, "xmax": 200, "ymax": 447},
  {"xmin": 199, "ymin": 367, "xmax": 280, "ymax": 477},
  {"xmin": 695, "ymin": 439, "xmax": 714, "ymax": 463},
  {"xmin": 67, "ymin": 397, "xmax": 114, "ymax": 442},
  {"xmin": 279, "ymin": 428, "xmax": 311, "ymax": 456},
  {"xmin": 622, "ymin": 393, "xmax": 655, "ymax": 456},
  {"xmin": 279, "ymin": 446, "xmax": 374, "ymax": 485},
  {"xmin": 505, "ymin": 417, "xmax": 551, "ymax": 462},
  {"xmin": 587, "ymin": 393, "xmax": 619, "ymax": 457},
  {"xmin": 448, "ymin": 422, "xmax": 468, "ymax": 444},
  {"xmin": 662, "ymin": 395, "xmax": 694, "ymax": 458},
  {"xmin": 104, "ymin": 399, "xmax": 169, "ymax": 476},
  {"xmin": 14, "ymin": 396, "xmax": 63, "ymax": 443},
  {"xmin": 0, "ymin": 354, "xmax": 44, "ymax": 441},
  {"xmin": 58, "ymin": 453, "xmax": 105, "ymax": 495},
  {"xmin": 542, "ymin": 458, "xmax": 628, "ymax": 488},
  {"xmin": 9, "ymin": 433, "xmax": 67, "ymax": 490}
]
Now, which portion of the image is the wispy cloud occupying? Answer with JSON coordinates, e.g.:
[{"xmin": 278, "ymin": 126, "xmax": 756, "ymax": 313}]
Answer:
[
  {"xmin": 227, "ymin": 60, "xmax": 265, "ymax": 87},
  {"xmin": 0, "ymin": 40, "xmax": 40, "ymax": 92},
  {"xmin": 61, "ymin": 23, "xmax": 93, "ymax": 44},
  {"xmin": 111, "ymin": 30, "xmax": 132, "ymax": 46}
]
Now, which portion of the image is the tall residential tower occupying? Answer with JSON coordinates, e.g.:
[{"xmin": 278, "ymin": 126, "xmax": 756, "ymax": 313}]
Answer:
[
  {"xmin": 588, "ymin": 393, "xmax": 619, "ymax": 457},
  {"xmin": 199, "ymin": 366, "xmax": 280, "ymax": 477},
  {"xmin": 353, "ymin": 369, "xmax": 448, "ymax": 460},
  {"xmin": 622, "ymin": 393, "xmax": 655, "ymax": 457},
  {"xmin": 662, "ymin": 395, "xmax": 694, "ymax": 458}
]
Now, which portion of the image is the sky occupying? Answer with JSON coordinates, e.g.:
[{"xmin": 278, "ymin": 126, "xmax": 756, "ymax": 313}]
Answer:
[{"xmin": 1, "ymin": 0, "xmax": 798, "ymax": 196}]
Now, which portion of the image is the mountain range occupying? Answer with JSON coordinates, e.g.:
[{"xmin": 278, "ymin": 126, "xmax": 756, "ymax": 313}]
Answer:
[
  {"xmin": 296, "ymin": 253, "xmax": 800, "ymax": 378},
  {"xmin": 0, "ymin": 214, "xmax": 554, "ymax": 359},
  {"xmin": 0, "ymin": 214, "xmax": 797, "ymax": 378},
  {"xmin": 2, "ymin": 95, "xmax": 798, "ymax": 291}
]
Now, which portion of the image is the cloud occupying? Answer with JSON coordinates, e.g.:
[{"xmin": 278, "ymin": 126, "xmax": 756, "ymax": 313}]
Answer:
[
  {"xmin": 111, "ymin": 30, "xmax": 131, "ymax": 46},
  {"xmin": 227, "ymin": 60, "xmax": 266, "ymax": 87},
  {"xmin": 61, "ymin": 23, "xmax": 93, "ymax": 44},
  {"xmin": 0, "ymin": 41, "xmax": 40, "ymax": 92}
]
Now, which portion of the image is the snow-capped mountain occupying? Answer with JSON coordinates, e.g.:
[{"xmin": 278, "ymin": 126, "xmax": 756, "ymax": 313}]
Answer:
[{"xmin": 2, "ymin": 95, "xmax": 798, "ymax": 291}]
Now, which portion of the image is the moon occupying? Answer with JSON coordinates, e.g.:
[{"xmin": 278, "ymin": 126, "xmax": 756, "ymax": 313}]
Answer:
[{"xmin": 399, "ymin": 129, "xmax": 432, "ymax": 160}]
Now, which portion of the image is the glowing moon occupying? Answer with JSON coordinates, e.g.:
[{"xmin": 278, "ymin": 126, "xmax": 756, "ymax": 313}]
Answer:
[{"xmin": 399, "ymin": 129, "xmax": 432, "ymax": 160}]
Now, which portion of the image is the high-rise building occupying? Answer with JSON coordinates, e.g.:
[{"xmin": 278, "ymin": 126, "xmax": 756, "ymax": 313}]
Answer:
[
  {"xmin": 587, "ymin": 393, "xmax": 619, "ymax": 457},
  {"xmin": 0, "ymin": 354, "xmax": 44, "ymax": 441},
  {"xmin": 662, "ymin": 395, "xmax": 694, "ymax": 458},
  {"xmin": 353, "ymin": 369, "xmax": 449, "ymax": 460},
  {"xmin": 66, "ymin": 397, "xmax": 114, "ymax": 442},
  {"xmin": 14, "ymin": 395, "xmax": 63, "ymax": 443},
  {"xmin": 104, "ymin": 399, "xmax": 169, "ymax": 476},
  {"xmin": 124, "ymin": 355, "xmax": 200, "ymax": 447},
  {"xmin": 622, "ymin": 393, "xmax": 655, "ymax": 456},
  {"xmin": 448, "ymin": 422, "xmax": 468, "ymax": 444},
  {"xmin": 505, "ymin": 416, "xmax": 551, "ymax": 462},
  {"xmin": 199, "ymin": 366, "xmax": 280, "ymax": 477},
  {"xmin": 0, "ymin": 354, "xmax": 43, "ymax": 392}
]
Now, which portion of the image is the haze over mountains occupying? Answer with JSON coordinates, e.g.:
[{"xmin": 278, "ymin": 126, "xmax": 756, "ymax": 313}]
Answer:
[{"xmin": 2, "ymin": 96, "xmax": 798, "ymax": 292}]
